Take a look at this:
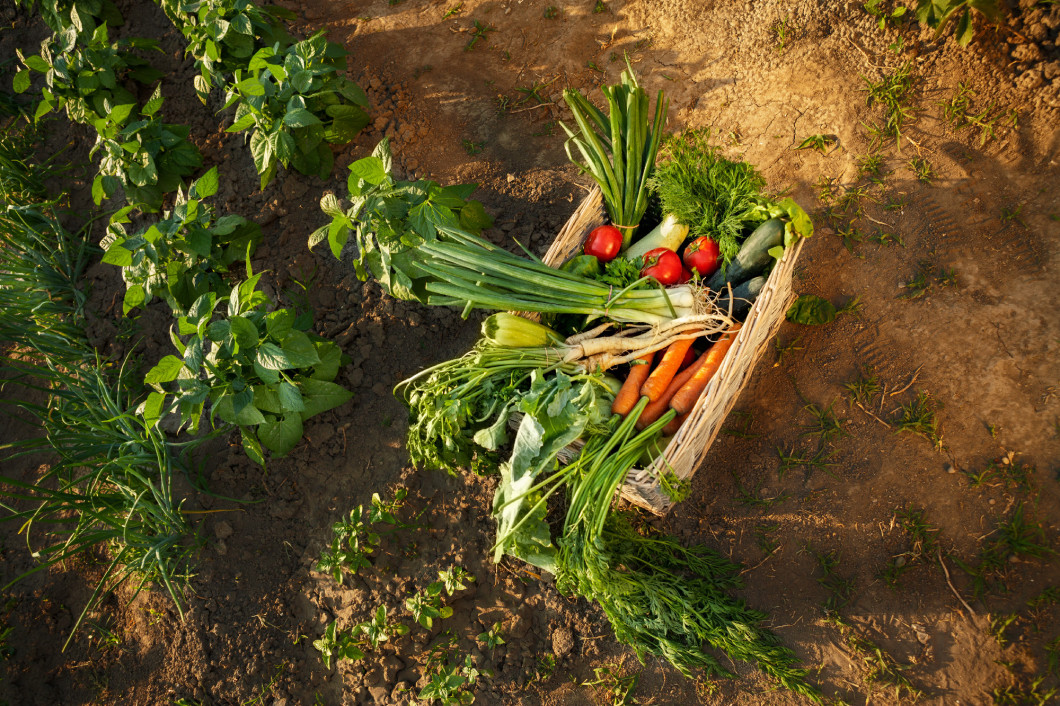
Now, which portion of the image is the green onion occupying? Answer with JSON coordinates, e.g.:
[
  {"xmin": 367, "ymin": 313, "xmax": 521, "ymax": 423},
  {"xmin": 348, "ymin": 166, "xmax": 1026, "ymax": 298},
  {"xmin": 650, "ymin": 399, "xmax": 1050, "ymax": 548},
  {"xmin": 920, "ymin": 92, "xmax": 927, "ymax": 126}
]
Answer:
[{"xmin": 561, "ymin": 58, "xmax": 668, "ymax": 247}]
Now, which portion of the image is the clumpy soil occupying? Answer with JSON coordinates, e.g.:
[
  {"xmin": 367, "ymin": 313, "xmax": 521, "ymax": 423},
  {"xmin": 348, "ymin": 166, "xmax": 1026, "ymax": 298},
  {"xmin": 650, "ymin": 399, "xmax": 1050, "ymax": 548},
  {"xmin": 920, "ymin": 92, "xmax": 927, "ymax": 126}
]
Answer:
[{"xmin": 2, "ymin": 0, "xmax": 1060, "ymax": 705}]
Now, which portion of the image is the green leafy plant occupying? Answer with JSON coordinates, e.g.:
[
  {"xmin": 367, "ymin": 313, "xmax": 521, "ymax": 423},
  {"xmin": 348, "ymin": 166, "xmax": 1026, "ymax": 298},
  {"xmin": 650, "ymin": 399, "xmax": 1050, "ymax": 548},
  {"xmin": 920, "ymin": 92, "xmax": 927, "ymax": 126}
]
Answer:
[
  {"xmin": 143, "ymin": 272, "xmax": 352, "ymax": 462},
  {"xmin": 315, "ymin": 489, "xmax": 412, "ymax": 583},
  {"xmin": 914, "ymin": 0, "xmax": 1002, "ymax": 46},
  {"xmin": 861, "ymin": 61, "xmax": 916, "ymax": 147},
  {"xmin": 419, "ymin": 654, "xmax": 482, "ymax": 705},
  {"xmin": 908, "ymin": 157, "xmax": 933, "ymax": 184},
  {"xmin": 438, "ymin": 566, "xmax": 475, "ymax": 595},
  {"xmin": 310, "ymin": 138, "xmax": 493, "ymax": 298},
  {"xmin": 476, "ymin": 622, "xmax": 505, "ymax": 650},
  {"xmin": 101, "ymin": 167, "xmax": 259, "ymax": 314},
  {"xmin": 940, "ymin": 82, "xmax": 1002, "ymax": 146},
  {"xmin": 156, "ymin": 0, "xmax": 293, "ymax": 101},
  {"xmin": 312, "ymin": 620, "xmax": 365, "ymax": 669},
  {"xmin": 893, "ymin": 391, "xmax": 942, "ymax": 449},
  {"xmin": 223, "ymin": 32, "xmax": 369, "ymax": 187},
  {"xmin": 879, "ymin": 507, "xmax": 940, "ymax": 588},
  {"xmin": 14, "ymin": 0, "xmax": 123, "ymax": 35},
  {"xmin": 808, "ymin": 545, "xmax": 856, "ymax": 613},
  {"xmin": 796, "ymin": 133, "xmax": 837, "ymax": 154},
  {"xmin": 464, "ymin": 19, "xmax": 494, "ymax": 51},
  {"xmin": 90, "ymin": 87, "xmax": 203, "ymax": 211},
  {"xmin": 14, "ymin": 24, "xmax": 162, "ymax": 125},
  {"xmin": 864, "ymin": 0, "xmax": 908, "ymax": 29},
  {"xmin": 406, "ymin": 581, "xmax": 454, "ymax": 629},
  {"xmin": 582, "ymin": 664, "xmax": 639, "ymax": 705}
]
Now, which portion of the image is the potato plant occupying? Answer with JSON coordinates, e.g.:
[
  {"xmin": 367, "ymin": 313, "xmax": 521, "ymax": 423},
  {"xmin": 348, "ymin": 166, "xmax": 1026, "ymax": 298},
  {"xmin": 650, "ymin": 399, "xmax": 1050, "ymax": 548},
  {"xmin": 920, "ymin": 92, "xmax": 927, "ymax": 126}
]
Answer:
[
  {"xmin": 222, "ymin": 32, "xmax": 369, "ymax": 186},
  {"xmin": 13, "ymin": 24, "xmax": 162, "ymax": 124},
  {"xmin": 90, "ymin": 87, "xmax": 204, "ymax": 211},
  {"xmin": 142, "ymin": 271, "xmax": 353, "ymax": 463},
  {"xmin": 101, "ymin": 167, "xmax": 260, "ymax": 315}
]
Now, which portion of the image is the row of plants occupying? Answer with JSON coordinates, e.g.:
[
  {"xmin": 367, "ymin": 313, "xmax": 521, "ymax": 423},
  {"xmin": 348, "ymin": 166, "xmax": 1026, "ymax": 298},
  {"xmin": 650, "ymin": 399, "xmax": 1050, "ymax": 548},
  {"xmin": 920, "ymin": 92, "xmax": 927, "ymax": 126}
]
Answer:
[
  {"xmin": 0, "ymin": 121, "xmax": 201, "ymax": 646},
  {"xmin": 154, "ymin": 0, "xmax": 370, "ymax": 186}
]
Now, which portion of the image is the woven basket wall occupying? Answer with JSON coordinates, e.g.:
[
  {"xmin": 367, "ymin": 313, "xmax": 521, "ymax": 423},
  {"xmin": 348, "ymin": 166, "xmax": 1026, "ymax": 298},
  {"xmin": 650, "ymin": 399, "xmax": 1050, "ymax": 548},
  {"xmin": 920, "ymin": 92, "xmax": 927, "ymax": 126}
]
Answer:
[{"xmin": 540, "ymin": 186, "xmax": 804, "ymax": 514}]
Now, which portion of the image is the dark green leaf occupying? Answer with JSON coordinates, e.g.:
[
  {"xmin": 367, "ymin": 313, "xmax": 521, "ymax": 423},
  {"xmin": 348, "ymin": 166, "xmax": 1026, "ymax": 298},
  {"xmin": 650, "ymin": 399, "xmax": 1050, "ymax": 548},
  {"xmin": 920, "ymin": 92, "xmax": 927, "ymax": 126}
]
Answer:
[
  {"xmin": 786, "ymin": 294, "xmax": 837, "ymax": 325},
  {"xmin": 193, "ymin": 166, "xmax": 219, "ymax": 198},
  {"xmin": 256, "ymin": 342, "xmax": 292, "ymax": 370},
  {"xmin": 282, "ymin": 331, "xmax": 321, "ymax": 368},
  {"xmin": 229, "ymin": 315, "xmax": 259, "ymax": 350},
  {"xmin": 299, "ymin": 378, "xmax": 353, "ymax": 420},
  {"xmin": 258, "ymin": 413, "xmax": 304, "ymax": 455}
]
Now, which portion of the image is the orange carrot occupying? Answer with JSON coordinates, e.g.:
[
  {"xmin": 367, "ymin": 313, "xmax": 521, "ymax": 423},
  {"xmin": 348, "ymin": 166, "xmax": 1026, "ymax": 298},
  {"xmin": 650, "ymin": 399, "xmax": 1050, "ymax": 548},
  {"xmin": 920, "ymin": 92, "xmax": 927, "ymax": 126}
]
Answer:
[
  {"xmin": 611, "ymin": 351, "xmax": 654, "ymax": 416},
  {"xmin": 635, "ymin": 351, "xmax": 705, "ymax": 430},
  {"xmin": 670, "ymin": 324, "xmax": 742, "ymax": 415},
  {"xmin": 663, "ymin": 412, "xmax": 689, "ymax": 436},
  {"xmin": 640, "ymin": 337, "xmax": 696, "ymax": 403}
]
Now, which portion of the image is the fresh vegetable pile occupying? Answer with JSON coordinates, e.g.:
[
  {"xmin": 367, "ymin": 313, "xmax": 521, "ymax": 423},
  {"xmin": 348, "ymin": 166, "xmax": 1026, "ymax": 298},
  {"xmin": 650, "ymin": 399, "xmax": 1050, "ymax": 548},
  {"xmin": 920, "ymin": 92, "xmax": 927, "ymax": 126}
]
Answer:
[{"xmin": 316, "ymin": 65, "xmax": 817, "ymax": 698}]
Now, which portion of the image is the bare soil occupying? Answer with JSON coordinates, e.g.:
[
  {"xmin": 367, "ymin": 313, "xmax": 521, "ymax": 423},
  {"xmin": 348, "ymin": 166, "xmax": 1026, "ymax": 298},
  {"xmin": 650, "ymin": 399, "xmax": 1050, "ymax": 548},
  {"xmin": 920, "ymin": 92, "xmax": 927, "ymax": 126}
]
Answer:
[{"xmin": 2, "ymin": 0, "xmax": 1059, "ymax": 705}]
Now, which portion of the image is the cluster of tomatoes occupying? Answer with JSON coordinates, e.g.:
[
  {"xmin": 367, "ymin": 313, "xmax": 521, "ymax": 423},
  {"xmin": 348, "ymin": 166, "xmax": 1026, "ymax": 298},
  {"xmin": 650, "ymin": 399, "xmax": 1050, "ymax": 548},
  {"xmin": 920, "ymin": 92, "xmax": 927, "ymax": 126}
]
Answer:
[{"xmin": 583, "ymin": 225, "xmax": 720, "ymax": 286}]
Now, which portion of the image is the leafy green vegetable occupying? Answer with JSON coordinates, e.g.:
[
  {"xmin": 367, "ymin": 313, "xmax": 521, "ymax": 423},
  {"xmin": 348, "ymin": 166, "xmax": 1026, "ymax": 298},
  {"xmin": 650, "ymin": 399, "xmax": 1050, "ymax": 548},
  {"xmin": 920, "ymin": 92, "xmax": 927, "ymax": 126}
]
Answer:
[
  {"xmin": 648, "ymin": 130, "xmax": 771, "ymax": 265},
  {"xmin": 596, "ymin": 256, "xmax": 645, "ymax": 289},
  {"xmin": 15, "ymin": 24, "xmax": 161, "ymax": 126},
  {"xmin": 785, "ymin": 294, "xmax": 836, "ymax": 325},
  {"xmin": 310, "ymin": 138, "xmax": 493, "ymax": 301},
  {"xmin": 145, "ymin": 272, "xmax": 352, "ymax": 462},
  {"xmin": 491, "ymin": 370, "xmax": 611, "ymax": 572},
  {"xmin": 14, "ymin": 0, "xmax": 124, "ymax": 35},
  {"xmin": 101, "ymin": 167, "xmax": 260, "ymax": 315},
  {"xmin": 156, "ymin": 0, "xmax": 293, "ymax": 102},
  {"xmin": 915, "ymin": 0, "xmax": 1001, "ymax": 47},
  {"xmin": 90, "ymin": 87, "xmax": 203, "ymax": 211},
  {"xmin": 221, "ymin": 31, "xmax": 369, "ymax": 187}
]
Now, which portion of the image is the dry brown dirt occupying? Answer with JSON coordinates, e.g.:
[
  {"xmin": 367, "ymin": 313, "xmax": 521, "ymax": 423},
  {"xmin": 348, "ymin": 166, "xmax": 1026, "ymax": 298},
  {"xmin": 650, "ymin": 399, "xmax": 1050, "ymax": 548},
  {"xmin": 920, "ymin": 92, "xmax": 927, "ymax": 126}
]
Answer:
[{"xmin": 2, "ymin": 0, "xmax": 1060, "ymax": 705}]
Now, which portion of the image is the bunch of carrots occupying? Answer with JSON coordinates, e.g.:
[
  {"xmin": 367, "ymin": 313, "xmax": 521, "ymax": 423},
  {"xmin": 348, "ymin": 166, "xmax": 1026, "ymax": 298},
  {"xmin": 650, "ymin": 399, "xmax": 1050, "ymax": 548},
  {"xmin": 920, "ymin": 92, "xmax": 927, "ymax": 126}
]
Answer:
[{"xmin": 611, "ymin": 323, "xmax": 741, "ymax": 436}]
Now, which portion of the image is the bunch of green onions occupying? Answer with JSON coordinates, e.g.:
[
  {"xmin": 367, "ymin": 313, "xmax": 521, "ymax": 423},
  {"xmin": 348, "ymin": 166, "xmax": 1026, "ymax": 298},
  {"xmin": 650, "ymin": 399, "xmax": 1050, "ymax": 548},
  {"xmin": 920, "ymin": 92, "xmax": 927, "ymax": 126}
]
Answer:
[
  {"xmin": 417, "ymin": 226, "xmax": 699, "ymax": 325},
  {"xmin": 562, "ymin": 59, "xmax": 668, "ymax": 247}
]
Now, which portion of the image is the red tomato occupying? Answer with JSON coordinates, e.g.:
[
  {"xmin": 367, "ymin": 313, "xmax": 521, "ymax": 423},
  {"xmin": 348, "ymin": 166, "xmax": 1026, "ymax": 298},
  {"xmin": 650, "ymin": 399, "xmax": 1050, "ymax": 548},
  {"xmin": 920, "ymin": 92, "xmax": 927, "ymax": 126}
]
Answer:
[
  {"xmin": 583, "ymin": 225, "xmax": 623, "ymax": 263},
  {"xmin": 677, "ymin": 267, "xmax": 693, "ymax": 285},
  {"xmin": 640, "ymin": 248, "xmax": 682, "ymax": 285},
  {"xmin": 683, "ymin": 237, "xmax": 721, "ymax": 277}
]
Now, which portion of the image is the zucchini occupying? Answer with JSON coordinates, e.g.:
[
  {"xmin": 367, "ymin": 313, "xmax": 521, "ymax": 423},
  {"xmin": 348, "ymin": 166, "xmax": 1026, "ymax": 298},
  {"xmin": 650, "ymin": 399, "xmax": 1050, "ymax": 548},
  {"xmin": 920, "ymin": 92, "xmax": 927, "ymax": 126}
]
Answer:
[
  {"xmin": 707, "ymin": 217, "xmax": 784, "ymax": 290},
  {"xmin": 716, "ymin": 276, "xmax": 765, "ymax": 320}
]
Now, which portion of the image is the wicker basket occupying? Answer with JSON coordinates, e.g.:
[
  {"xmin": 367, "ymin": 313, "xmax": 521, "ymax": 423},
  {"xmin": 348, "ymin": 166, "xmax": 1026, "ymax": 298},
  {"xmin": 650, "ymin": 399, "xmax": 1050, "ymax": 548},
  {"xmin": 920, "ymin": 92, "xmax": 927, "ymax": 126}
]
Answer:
[{"xmin": 541, "ymin": 186, "xmax": 804, "ymax": 515}]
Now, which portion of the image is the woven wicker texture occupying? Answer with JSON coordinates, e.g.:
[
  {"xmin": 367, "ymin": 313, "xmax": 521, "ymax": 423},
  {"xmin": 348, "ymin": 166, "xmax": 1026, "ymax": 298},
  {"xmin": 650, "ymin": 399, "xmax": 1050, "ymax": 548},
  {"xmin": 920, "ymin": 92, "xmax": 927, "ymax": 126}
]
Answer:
[{"xmin": 540, "ymin": 186, "xmax": 802, "ymax": 514}]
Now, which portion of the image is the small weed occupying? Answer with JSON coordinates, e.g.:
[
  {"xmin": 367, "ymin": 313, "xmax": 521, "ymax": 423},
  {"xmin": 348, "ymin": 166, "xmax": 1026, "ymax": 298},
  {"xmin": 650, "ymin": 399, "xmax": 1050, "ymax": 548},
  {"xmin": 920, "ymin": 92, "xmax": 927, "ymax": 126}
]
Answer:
[
  {"xmin": 515, "ymin": 80, "xmax": 554, "ymax": 106},
  {"xmin": 837, "ymin": 295, "xmax": 863, "ymax": 317},
  {"xmin": 796, "ymin": 133, "xmax": 838, "ymax": 154},
  {"xmin": 815, "ymin": 175, "xmax": 835, "ymax": 203},
  {"xmin": 544, "ymin": 5, "xmax": 560, "ymax": 19},
  {"xmin": 1047, "ymin": 636, "xmax": 1060, "ymax": 676},
  {"xmin": 495, "ymin": 94, "xmax": 513, "ymax": 115},
  {"xmin": 802, "ymin": 398, "xmax": 848, "ymax": 444},
  {"xmin": 845, "ymin": 368, "xmax": 881, "ymax": 407},
  {"xmin": 659, "ymin": 470, "xmax": 692, "ymax": 504},
  {"xmin": 990, "ymin": 612, "xmax": 1019, "ymax": 647},
  {"xmin": 443, "ymin": 4, "xmax": 463, "ymax": 19},
  {"xmin": 843, "ymin": 624, "xmax": 923, "ymax": 700},
  {"xmin": 955, "ymin": 502, "xmax": 1054, "ymax": 596},
  {"xmin": 534, "ymin": 653, "xmax": 557, "ymax": 682},
  {"xmin": 893, "ymin": 391, "xmax": 943, "ymax": 450},
  {"xmin": 315, "ymin": 489, "xmax": 415, "ymax": 584},
  {"xmin": 899, "ymin": 261, "xmax": 936, "ymax": 300},
  {"xmin": 465, "ymin": 19, "xmax": 495, "ymax": 51},
  {"xmin": 940, "ymin": 83, "xmax": 1002, "ymax": 147},
  {"xmin": 964, "ymin": 455, "xmax": 1035, "ymax": 494},
  {"xmin": 754, "ymin": 524, "xmax": 781, "ymax": 556},
  {"xmin": 438, "ymin": 566, "xmax": 476, "ymax": 595},
  {"xmin": 992, "ymin": 676, "xmax": 1058, "ymax": 705},
  {"xmin": 861, "ymin": 61, "xmax": 916, "ymax": 147},
  {"xmin": 858, "ymin": 152, "xmax": 886, "ymax": 178},
  {"xmin": 837, "ymin": 224, "xmax": 865, "ymax": 254},
  {"xmin": 586, "ymin": 61, "xmax": 604, "ymax": 73},
  {"xmin": 722, "ymin": 410, "xmax": 759, "ymax": 439},
  {"xmin": 775, "ymin": 15, "xmax": 791, "ymax": 52},
  {"xmin": 774, "ymin": 336, "xmax": 803, "ymax": 366},
  {"xmin": 908, "ymin": 157, "xmax": 933, "ymax": 184},
  {"xmin": 406, "ymin": 582, "xmax": 454, "ymax": 629},
  {"xmin": 1001, "ymin": 203, "xmax": 1024, "ymax": 225},
  {"xmin": 594, "ymin": 0, "xmax": 608, "ymax": 12},
  {"xmin": 777, "ymin": 445, "xmax": 838, "ymax": 480},
  {"xmin": 582, "ymin": 664, "xmax": 638, "ymax": 704},
  {"xmin": 807, "ymin": 545, "xmax": 856, "ymax": 613},
  {"xmin": 883, "ymin": 194, "xmax": 907, "ymax": 211},
  {"xmin": 0, "ymin": 625, "xmax": 13, "ymax": 660},
  {"xmin": 879, "ymin": 507, "xmax": 940, "ymax": 588},
  {"xmin": 477, "ymin": 622, "xmax": 505, "ymax": 651},
  {"xmin": 870, "ymin": 229, "xmax": 904, "ymax": 246},
  {"xmin": 419, "ymin": 653, "xmax": 483, "ymax": 705},
  {"xmin": 864, "ymin": 0, "xmax": 908, "ymax": 30},
  {"xmin": 462, "ymin": 139, "xmax": 484, "ymax": 156},
  {"xmin": 241, "ymin": 661, "xmax": 288, "ymax": 706},
  {"xmin": 732, "ymin": 472, "xmax": 790, "ymax": 508}
]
